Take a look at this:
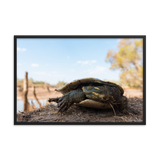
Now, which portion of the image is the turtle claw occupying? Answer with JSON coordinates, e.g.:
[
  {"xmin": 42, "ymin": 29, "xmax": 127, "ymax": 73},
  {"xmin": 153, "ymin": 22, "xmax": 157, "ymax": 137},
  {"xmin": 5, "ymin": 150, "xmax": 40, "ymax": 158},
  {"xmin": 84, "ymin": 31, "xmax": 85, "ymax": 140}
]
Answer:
[
  {"xmin": 58, "ymin": 102, "xmax": 72, "ymax": 113},
  {"xmin": 56, "ymin": 93, "xmax": 73, "ymax": 113},
  {"xmin": 49, "ymin": 90, "xmax": 86, "ymax": 113},
  {"xmin": 48, "ymin": 94, "xmax": 72, "ymax": 113},
  {"xmin": 58, "ymin": 102, "xmax": 67, "ymax": 112},
  {"xmin": 48, "ymin": 97, "xmax": 60, "ymax": 103}
]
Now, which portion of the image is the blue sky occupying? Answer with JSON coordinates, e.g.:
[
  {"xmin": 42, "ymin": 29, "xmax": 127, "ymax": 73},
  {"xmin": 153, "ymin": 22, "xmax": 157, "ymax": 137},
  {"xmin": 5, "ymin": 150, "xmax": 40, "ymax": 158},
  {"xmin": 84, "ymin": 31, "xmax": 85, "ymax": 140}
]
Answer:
[{"xmin": 17, "ymin": 38, "xmax": 124, "ymax": 84}]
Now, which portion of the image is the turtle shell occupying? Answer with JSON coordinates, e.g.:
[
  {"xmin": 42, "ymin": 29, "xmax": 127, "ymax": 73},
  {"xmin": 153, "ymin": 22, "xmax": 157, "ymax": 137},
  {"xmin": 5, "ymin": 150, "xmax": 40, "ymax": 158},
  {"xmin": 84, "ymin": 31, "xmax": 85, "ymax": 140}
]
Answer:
[
  {"xmin": 55, "ymin": 78, "xmax": 124, "ymax": 95},
  {"xmin": 76, "ymin": 99, "xmax": 112, "ymax": 109}
]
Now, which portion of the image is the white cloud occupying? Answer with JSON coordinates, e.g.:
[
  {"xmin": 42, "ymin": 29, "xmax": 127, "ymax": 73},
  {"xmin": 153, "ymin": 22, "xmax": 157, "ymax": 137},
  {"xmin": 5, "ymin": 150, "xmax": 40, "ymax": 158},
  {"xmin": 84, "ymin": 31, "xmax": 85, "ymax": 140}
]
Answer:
[
  {"xmin": 70, "ymin": 69, "xmax": 75, "ymax": 72},
  {"xmin": 77, "ymin": 60, "xmax": 89, "ymax": 65},
  {"xmin": 87, "ymin": 66, "xmax": 107, "ymax": 75},
  {"xmin": 46, "ymin": 64, "xmax": 49, "ymax": 66},
  {"xmin": 67, "ymin": 56, "xmax": 70, "ymax": 59},
  {"xmin": 77, "ymin": 60, "xmax": 96, "ymax": 65},
  {"xmin": 17, "ymin": 47, "xmax": 26, "ymax": 51},
  {"xmin": 31, "ymin": 63, "xmax": 39, "ymax": 67},
  {"xmin": 91, "ymin": 60, "xmax": 96, "ymax": 63}
]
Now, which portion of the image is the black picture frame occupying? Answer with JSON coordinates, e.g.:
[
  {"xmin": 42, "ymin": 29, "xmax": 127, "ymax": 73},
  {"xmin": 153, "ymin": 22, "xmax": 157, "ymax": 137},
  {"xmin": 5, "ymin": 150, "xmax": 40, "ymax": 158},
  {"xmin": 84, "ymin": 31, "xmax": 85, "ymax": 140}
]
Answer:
[{"xmin": 14, "ymin": 35, "xmax": 146, "ymax": 125}]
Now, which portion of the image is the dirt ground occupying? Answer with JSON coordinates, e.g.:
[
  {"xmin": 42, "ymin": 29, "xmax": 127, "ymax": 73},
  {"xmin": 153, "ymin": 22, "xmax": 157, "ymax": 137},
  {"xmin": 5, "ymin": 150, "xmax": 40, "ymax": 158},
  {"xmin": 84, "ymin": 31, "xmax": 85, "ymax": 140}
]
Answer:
[{"xmin": 17, "ymin": 88, "xmax": 143, "ymax": 123}]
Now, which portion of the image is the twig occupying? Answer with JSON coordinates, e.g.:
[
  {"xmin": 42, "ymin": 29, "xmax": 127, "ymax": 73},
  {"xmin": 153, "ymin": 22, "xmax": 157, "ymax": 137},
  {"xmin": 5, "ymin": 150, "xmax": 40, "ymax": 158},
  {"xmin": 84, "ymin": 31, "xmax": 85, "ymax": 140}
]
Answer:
[
  {"xmin": 33, "ymin": 86, "xmax": 43, "ymax": 108},
  {"xmin": 109, "ymin": 103, "xmax": 116, "ymax": 116}
]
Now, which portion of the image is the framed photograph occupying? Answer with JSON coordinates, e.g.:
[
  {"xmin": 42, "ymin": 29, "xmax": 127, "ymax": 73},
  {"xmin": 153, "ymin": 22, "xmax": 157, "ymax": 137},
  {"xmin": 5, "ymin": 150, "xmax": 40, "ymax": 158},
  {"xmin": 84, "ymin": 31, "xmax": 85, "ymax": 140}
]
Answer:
[{"xmin": 14, "ymin": 35, "xmax": 146, "ymax": 125}]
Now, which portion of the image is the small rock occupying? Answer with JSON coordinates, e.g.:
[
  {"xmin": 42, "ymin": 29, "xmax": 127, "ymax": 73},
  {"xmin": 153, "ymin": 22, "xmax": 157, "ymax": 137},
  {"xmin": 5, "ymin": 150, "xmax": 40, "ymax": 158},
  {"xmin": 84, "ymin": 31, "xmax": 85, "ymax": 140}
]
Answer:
[{"xmin": 53, "ymin": 103, "xmax": 58, "ymax": 107}]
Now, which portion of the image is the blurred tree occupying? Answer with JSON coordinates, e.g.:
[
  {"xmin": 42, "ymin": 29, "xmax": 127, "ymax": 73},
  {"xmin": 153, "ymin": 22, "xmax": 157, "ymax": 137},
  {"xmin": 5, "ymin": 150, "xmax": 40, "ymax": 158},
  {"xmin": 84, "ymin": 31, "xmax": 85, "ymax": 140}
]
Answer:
[
  {"xmin": 56, "ymin": 81, "xmax": 67, "ymax": 87},
  {"xmin": 33, "ymin": 81, "xmax": 45, "ymax": 84},
  {"xmin": 17, "ymin": 79, "xmax": 23, "ymax": 87},
  {"xmin": 28, "ymin": 78, "xmax": 33, "ymax": 86},
  {"xmin": 17, "ymin": 79, "xmax": 23, "ymax": 84},
  {"xmin": 105, "ymin": 39, "xmax": 143, "ymax": 88}
]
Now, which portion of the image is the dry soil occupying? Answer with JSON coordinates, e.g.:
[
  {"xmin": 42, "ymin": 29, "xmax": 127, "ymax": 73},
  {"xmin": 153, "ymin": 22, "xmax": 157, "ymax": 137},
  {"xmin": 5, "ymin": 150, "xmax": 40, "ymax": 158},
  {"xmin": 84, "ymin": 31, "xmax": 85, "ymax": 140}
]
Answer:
[{"xmin": 17, "ymin": 88, "xmax": 143, "ymax": 123}]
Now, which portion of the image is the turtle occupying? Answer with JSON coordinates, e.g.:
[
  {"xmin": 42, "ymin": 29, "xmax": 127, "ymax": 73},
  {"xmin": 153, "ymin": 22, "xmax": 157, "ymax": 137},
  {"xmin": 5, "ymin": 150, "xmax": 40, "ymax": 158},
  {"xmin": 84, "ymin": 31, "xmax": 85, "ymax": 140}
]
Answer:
[{"xmin": 48, "ymin": 78, "xmax": 128, "ymax": 115}]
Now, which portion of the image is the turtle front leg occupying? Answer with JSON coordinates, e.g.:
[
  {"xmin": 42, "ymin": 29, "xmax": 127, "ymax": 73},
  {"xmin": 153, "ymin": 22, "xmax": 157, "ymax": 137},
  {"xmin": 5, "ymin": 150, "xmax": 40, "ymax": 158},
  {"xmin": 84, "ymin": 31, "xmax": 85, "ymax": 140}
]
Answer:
[
  {"xmin": 48, "ymin": 89, "xmax": 86, "ymax": 112},
  {"xmin": 57, "ymin": 92, "xmax": 74, "ymax": 112},
  {"xmin": 48, "ymin": 94, "xmax": 71, "ymax": 112},
  {"xmin": 58, "ymin": 89, "xmax": 86, "ymax": 112}
]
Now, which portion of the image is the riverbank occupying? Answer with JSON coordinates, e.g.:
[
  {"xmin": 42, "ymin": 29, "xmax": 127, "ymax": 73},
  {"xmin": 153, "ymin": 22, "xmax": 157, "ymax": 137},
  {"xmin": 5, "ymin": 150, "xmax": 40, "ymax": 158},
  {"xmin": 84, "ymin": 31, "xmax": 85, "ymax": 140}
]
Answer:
[
  {"xmin": 17, "ymin": 87, "xmax": 62, "ymax": 100},
  {"xmin": 16, "ymin": 88, "xmax": 143, "ymax": 123},
  {"xmin": 17, "ymin": 97, "xmax": 143, "ymax": 123}
]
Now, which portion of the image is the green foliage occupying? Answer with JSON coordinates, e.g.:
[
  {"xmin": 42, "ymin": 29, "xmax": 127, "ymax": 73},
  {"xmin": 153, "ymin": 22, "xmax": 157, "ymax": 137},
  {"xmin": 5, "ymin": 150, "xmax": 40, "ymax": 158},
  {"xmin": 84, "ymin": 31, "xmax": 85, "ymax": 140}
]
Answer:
[
  {"xmin": 33, "ymin": 81, "xmax": 45, "ymax": 84},
  {"xmin": 56, "ymin": 81, "xmax": 67, "ymax": 87},
  {"xmin": 17, "ymin": 79, "xmax": 23, "ymax": 84},
  {"xmin": 105, "ymin": 39, "xmax": 143, "ymax": 88},
  {"xmin": 28, "ymin": 78, "xmax": 33, "ymax": 86},
  {"xmin": 17, "ymin": 78, "xmax": 49, "ymax": 88},
  {"xmin": 17, "ymin": 79, "xmax": 23, "ymax": 88},
  {"xmin": 17, "ymin": 77, "xmax": 67, "ymax": 88}
]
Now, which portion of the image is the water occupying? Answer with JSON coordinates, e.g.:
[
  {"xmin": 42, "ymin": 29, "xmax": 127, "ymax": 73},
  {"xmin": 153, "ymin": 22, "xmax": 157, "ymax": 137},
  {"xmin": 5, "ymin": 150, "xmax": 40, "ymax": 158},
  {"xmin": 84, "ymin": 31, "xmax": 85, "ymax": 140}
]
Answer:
[{"xmin": 17, "ymin": 99, "xmax": 47, "ymax": 112}]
